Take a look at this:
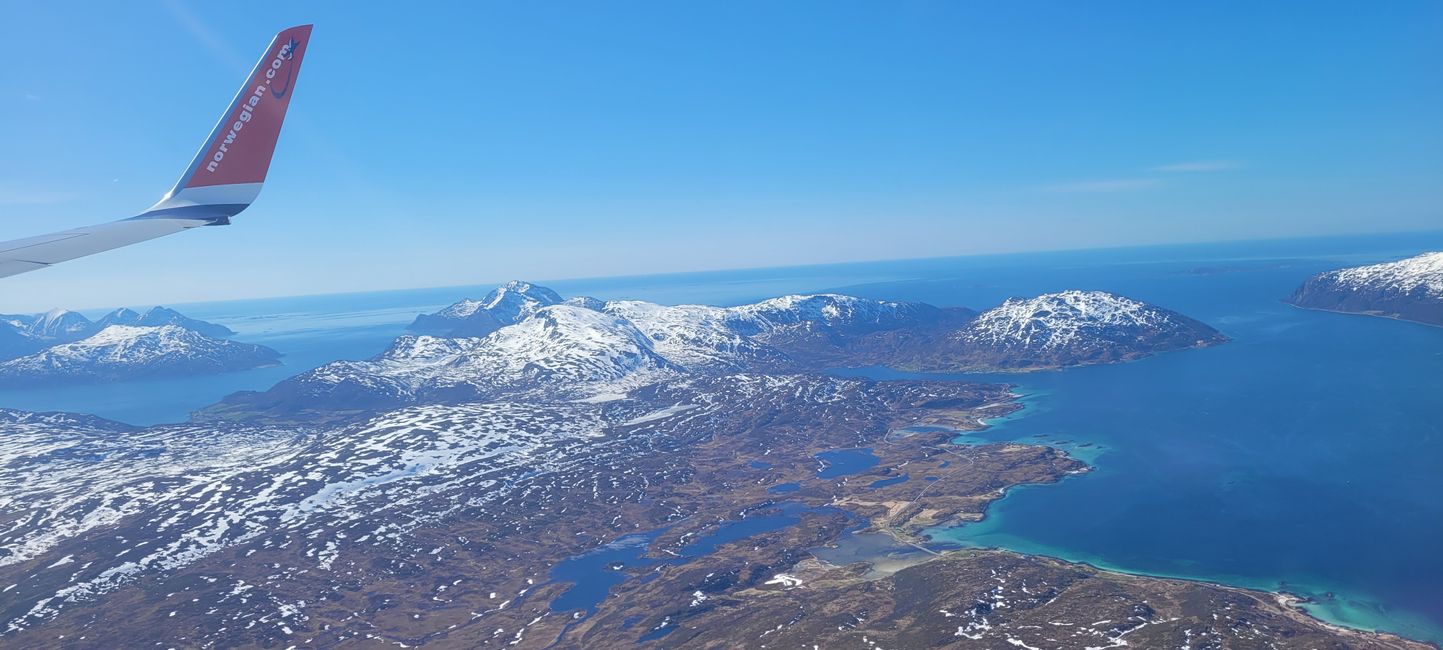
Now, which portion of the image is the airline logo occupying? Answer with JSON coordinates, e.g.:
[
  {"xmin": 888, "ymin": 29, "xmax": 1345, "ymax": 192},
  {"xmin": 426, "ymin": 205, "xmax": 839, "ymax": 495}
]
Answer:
[
  {"xmin": 205, "ymin": 38, "xmax": 301, "ymax": 174},
  {"xmin": 186, "ymin": 25, "xmax": 311, "ymax": 190},
  {"xmin": 269, "ymin": 37, "xmax": 300, "ymax": 99}
]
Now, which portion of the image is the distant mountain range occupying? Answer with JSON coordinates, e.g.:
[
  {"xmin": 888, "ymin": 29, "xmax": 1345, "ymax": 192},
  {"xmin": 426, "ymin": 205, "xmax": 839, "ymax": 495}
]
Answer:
[
  {"xmin": 0, "ymin": 307, "xmax": 277, "ymax": 385},
  {"xmin": 1, "ymin": 306, "xmax": 234, "ymax": 358},
  {"xmin": 1288, "ymin": 252, "xmax": 1443, "ymax": 327},
  {"xmin": 207, "ymin": 282, "xmax": 1224, "ymax": 422}
]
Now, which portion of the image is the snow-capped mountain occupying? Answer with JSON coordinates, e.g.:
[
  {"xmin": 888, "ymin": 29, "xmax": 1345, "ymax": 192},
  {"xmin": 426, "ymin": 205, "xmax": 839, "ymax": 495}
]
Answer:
[
  {"xmin": 0, "ymin": 305, "xmax": 239, "ymax": 363},
  {"xmin": 220, "ymin": 292, "xmax": 959, "ymax": 419},
  {"xmin": 1288, "ymin": 252, "xmax": 1443, "ymax": 326},
  {"xmin": 208, "ymin": 283, "xmax": 1223, "ymax": 421},
  {"xmin": 600, "ymin": 293, "xmax": 958, "ymax": 370},
  {"xmin": 222, "ymin": 305, "xmax": 679, "ymax": 418},
  {"xmin": 732, "ymin": 293, "xmax": 944, "ymax": 332},
  {"xmin": 95, "ymin": 306, "xmax": 235, "ymax": 338},
  {"xmin": 408, "ymin": 280, "xmax": 564, "ymax": 336},
  {"xmin": 25, "ymin": 308, "xmax": 94, "ymax": 339},
  {"xmin": 388, "ymin": 305, "xmax": 676, "ymax": 395},
  {"xmin": 0, "ymin": 325, "xmax": 280, "ymax": 385},
  {"xmin": 0, "ymin": 321, "xmax": 44, "ymax": 361},
  {"xmin": 952, "ymin": 290, "xmax": 1227, "ymax": 369},
  {"xmin": 599, "ymin": 300, "xmax": 783, "ymax": 369}
]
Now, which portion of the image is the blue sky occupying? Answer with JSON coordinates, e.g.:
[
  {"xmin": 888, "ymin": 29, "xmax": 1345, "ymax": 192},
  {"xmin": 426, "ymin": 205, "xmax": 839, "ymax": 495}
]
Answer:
[{"xmin": 1, "ymin": 1, "xmax": 1440, "ymax": 310}]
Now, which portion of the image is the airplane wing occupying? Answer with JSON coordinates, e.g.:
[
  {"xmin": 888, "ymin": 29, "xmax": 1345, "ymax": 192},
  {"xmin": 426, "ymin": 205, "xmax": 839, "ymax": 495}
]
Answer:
[{"xmin": 0, "ymin": 24, "xmax": 313, "ymax": 279}]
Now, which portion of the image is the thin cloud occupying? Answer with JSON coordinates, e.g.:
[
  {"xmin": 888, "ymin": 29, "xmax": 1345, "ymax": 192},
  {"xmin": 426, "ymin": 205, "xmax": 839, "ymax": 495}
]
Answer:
[
  {"xmin": 1046, "ymin": 178, "xmax": 1162, "ymax": 193},
  {"xmin": 161, "ymin": 0, "xmax": 247, "ymax": 69},
  {"xmin": 23, "ymin": 93, "xmax": 40, "ymax": 102},
  {"xmin": 1154, "ymin": 160, "xmax": 1238, "ymax": 173}
]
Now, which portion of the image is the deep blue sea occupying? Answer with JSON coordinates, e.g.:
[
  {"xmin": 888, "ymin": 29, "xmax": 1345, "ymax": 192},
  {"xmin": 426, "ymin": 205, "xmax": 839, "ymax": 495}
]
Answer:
[{"xmin": 2, "ymin": 231, "xmax": 1441, "ymax": 642}]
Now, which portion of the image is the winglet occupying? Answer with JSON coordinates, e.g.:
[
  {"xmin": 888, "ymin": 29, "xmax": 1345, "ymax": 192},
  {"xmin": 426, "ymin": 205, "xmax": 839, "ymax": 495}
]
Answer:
[{"xmin": 146, "ymin": 25, "xmax": 313, "ymax": 220}]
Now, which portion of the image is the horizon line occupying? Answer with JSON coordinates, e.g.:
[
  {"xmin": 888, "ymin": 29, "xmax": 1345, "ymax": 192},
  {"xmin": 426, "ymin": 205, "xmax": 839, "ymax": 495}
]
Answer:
[{"xmin": 24, "ymin": 226, "xmax": 1443, "ymax": 314}]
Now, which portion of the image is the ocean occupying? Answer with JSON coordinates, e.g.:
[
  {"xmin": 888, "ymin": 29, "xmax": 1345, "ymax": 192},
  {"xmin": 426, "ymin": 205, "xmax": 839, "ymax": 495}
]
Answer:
[{"xmin": 2, "ymin": 230, "xmax": 1440, "ymax": 642}]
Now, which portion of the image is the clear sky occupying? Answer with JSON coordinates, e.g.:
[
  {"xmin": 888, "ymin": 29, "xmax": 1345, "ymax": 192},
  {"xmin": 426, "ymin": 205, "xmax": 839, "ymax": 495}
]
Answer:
[{"xmin": 1, "ymin": 1, "xmax": 1439, "ymax": 311}]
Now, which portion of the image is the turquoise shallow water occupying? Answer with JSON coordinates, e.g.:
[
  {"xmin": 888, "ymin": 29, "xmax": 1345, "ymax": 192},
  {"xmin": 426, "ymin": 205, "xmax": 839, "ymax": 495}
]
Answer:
[
  {"xmin": 828, "ymin": 233, "xmax": 1443, "ymax": 643},
  {"xmin": 2, "ymin": 231, "xmax": 1442, "ymax": 642}
]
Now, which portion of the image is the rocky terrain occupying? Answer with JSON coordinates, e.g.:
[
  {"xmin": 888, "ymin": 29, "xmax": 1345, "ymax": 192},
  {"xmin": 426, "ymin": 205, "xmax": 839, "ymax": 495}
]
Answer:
[
  {"xmin": 3, "ymin": 281, "xmax": 1419, "ymax": 648},
  {"xmin": 1289, "ymin": 252, "xmax": 1443, "ymax": 326},
  {"xmin": 587, "ymin": 549, "xmax": 1426, "ymax": 649},
  {"xmin": 4, "ymin": 372, "xmax": 1419, "ymax": 648},
  {"xmin": 0, "ymin": 376, "xmax": 1060, "ymax": 645}
]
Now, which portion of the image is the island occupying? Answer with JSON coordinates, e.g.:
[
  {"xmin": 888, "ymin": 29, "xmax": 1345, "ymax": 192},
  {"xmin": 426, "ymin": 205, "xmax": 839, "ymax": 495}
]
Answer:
[
  {"xmin": 1288, "ymin": 251, "xmax": 1443, "ymax": 327},
  {"xmin": 0, "ymin": 306, "xmax": 277, "ymax": 385}
]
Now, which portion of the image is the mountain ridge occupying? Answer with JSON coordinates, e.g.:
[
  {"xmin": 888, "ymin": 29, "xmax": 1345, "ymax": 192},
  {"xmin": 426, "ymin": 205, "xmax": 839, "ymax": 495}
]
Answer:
[
  {"xmin": 204, "ymin": 281, "xmax": 1225, "ymax": 422},
  {"xmin": 0, "ymin": 306, "xmax": 236, "ymax": 361},
  {"xmin": 0, "ymin": 324, "xmax": 280, "ymax": 386}
]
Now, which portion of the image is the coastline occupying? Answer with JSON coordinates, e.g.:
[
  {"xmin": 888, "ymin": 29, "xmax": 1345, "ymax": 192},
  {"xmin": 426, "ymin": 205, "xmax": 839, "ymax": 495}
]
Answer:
[
  {"xmin": 1284, "ymin": 300, "xmax": 1443, "ymax": 330},
  {"xmin": 868, "ymin": 480, "xmax": 1443, "ymax": 648},
  {"xmin": 909, "ymin": 387, "xmax": 1443, "ymax": 647},
  {"xmin": 816, "ymin": 537, "xmax": 1437, "ymax": 650}
]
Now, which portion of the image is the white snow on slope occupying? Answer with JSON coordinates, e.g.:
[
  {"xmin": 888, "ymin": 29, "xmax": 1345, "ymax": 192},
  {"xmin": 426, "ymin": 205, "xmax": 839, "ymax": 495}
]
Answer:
[
  {"xmin": 0, "ymin": 401, "xmax": 617, "ymax": 633},
  {"xmin": 961, "ymin": 290, "xmax": 1186, "ymax": 350},
  {"xmin": 297, "ymin": 284, "xmax": 1208, "ymax": 404},
  {"xmin": 435, "ymin": 298, "xmax": 486, "ymax": 319},
  {"xmin": 602, "ymin": 294, "xmax": 922, "ymax": 369},
  {"xmin": 307, "ymin": 306, "xmax": 679, "ymax": 400},
  {"xmin": 1319, "ymin": 252, "xmax": 1443, "ymax": 298},
  {"xmin": 422, "ymin": 281, "xmax": 563, "ymax": 326},
  {"xmin": 0, "ymin": 325, "xmax": 272, "ymax": 379},
  {"xmin": 480, "ymin": 281, "xmax": 564, "ymax": 323},
  {"xmin": 731, "ymin": 293, "xmax": 926, "ymax": 329},
  {"xmin": 24, "ymin": 309, "xmax": 91, "ymax": 339},
  {"xmin": 308, "ymin": 293, "xmax": 925, "ymax": 399},
  {"xmin": 600, "ymin": 301, "xmax": 769, "ymax": 369}
]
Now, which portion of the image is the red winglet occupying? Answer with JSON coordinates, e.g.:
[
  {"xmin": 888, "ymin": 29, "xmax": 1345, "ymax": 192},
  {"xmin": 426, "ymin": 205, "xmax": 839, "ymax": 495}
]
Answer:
[{"xmin": 180, "ymin": 24, "xmax": 313, "ymax": 190}]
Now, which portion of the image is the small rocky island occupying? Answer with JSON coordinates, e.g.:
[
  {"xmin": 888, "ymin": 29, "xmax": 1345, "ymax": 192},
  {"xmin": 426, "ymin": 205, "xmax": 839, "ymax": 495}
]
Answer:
[
  {"xmin": 0, "ymin": 306, "xmax": 278, "ymax": 385},
  {"xmin": 1288, "ymin": 251, "xmax": 1443, "ymax": 326}
]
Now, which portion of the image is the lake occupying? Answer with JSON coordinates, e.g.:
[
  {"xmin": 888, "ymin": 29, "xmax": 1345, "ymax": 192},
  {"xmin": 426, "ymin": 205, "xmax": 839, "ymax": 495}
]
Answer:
[{"xmin": 2, "ymin": 231, "xmax": 1441, "ymax": 642}]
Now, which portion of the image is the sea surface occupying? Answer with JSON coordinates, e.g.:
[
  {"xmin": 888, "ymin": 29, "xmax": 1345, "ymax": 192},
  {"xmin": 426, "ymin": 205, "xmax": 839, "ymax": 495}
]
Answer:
[{"xmin": 2, "ymin": 231, "xmax": 1441, "ymax": 642}]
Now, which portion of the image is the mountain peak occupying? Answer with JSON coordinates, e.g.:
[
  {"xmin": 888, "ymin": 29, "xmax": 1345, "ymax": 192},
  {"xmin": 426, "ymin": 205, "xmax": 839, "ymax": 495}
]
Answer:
[
  {"xmin": 482, "ymin": 281, "xmax": 562, "ymax": 313},
  {"xmin": 410, "ymin": 281, "xmax": 564, "ymax": 337},
  {"xmin": 217, "ymin": 287, "xmax": 1225, "ymax": 420},
  {"xmin": 27, "ymin": 308, "xmax": 93, "ymax": 338},
  {"xmin": 497, "ymin": 279, "xmax": 552, "ymax": 294},
  {"xmin": 135, "ymin": 306, "xmax": 234, "ymax": 337}
]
